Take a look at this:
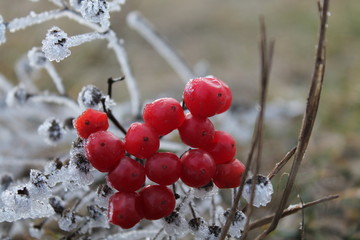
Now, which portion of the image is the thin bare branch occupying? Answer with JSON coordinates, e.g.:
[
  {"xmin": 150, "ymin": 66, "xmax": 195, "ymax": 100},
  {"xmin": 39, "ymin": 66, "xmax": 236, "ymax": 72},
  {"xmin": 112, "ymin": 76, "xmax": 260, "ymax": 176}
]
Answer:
[
  {"xmin": 219, "ymin": 17, "xmax": 274, "ymax": 240},
  {"xmin": 241, "ymin": 17, "xmax": 274, "ymax": 240},
  {"xmin": 250, "ymin": 194, "xmax": 339, "ymax": 230},
  {"xmin": 267, "ymin": 146, "xmax": 297, "ymax": 180},
  {"xmin": 255, "ymin": 1, "xmax": 330, "ymax": 239}
]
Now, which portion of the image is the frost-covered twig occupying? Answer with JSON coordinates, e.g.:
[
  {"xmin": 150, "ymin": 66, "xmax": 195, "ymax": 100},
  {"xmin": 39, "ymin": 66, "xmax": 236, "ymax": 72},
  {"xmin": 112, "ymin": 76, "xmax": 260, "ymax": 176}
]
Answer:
[
  {"xmin": 30, "ymin": 94, "xmax": 80, "ymax": 113},
  {"xmin": 0, "ymin": 73, "xmax": 13, "ymax": 92},
  {"xmin": 127, "ymin": 11, "xmax": 195, "ymax": 83},
  {"xmin": 105, "ymin": 30, "xmax": 141, "ymax": 116}
]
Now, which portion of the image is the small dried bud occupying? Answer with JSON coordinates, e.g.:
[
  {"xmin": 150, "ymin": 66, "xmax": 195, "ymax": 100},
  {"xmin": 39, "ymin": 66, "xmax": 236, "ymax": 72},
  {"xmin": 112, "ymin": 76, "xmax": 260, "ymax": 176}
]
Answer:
[
  {"xmin": 42, "ymin": 26, "xmax": 70, "ymax": 62},
  {"xmin": 243, "ymin": 174, "xmax": 273, "ymax": 207},
  {"xmin": 49, "ymin": 196, "xmax": 65, "ymax": 215},
  {"xmin": 80, "ymin": 0, "xmax": 110, "ymax": 28},
  {"xmin": 38, "ymin": 118, "xmax": 65, "ymax": 145},
  {"xmin": 28, "ymin": 47, "xmax": 48, "ymax": 68},
  {"xmin": 6, "ymin": 85, "xmax": 31, "ymax": 107},
  {"xmin": 77, "ymin": 85, "xmax": 103, "ymax": 109}
]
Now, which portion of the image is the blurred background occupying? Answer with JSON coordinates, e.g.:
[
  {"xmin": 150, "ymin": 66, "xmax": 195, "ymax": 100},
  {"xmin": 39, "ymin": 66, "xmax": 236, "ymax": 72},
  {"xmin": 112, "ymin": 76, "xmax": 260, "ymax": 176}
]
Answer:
[{"xmin": 0, "ymin": 0, "xmax": 359, "ymax": 239}]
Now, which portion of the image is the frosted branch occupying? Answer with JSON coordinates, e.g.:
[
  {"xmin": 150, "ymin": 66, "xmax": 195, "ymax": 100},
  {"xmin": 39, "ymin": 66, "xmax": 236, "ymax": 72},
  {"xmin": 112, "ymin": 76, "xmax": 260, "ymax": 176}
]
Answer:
[
  {"xmin": 28, "ymin": 47, "xmax": 66, "ymax": 95},
  {"xmin": 44, "ymin": 63, "xmax": 66, "ymax": 95},
  {"xmin": 105, "ymin": 229, "xmax": 161, "ymax": 240},
  {"xmin": 0, "ymin": 15, "xmax": 5, "ymax": 44},
  {"xmin": 127, "ymin": 11, "xmax": 195, "ymax": 83},
  {"xmin": 105, "ymin": 30, "xmax": 141, "ymax": 116},
  {"xmin": 8, "ymin": 9, "xmax": 64, "ymax": 33},
  {"xmin": 0, "ymin": 73, "xmax": 13, "ymax": 92},
  {"xmin": 30, "ymin": 94, "xmax": 81, "ymax": 113}
]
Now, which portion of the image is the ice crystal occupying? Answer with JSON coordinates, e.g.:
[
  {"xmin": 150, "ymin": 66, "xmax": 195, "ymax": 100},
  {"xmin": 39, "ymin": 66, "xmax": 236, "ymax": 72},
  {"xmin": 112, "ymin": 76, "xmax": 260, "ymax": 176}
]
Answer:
[
  {"xmin": 95, "ymin": 184, "xmax": 114, "ymax": 208},
  {"xmin": 58, "ymin": 209, "xmax": 81, "ymax": 231},
  {"xmin": 163, "ymin": 211, "xmax": 188, "ymax": 237},
  {"xmin": 80, "ymin": 0, "xmax": 110, "ymax": 29},
  {"xmin": 220, "ymin": 209, "xmax": 247, "ymax": 238},
  {"xmin": 38, "ymin": 117, "xmax": 65, "ymax": 145},
  {"xmin": 193, "ymin": 181, "xmax": 218, "ymax": 199},
  {"xmin": 87, "ymin": 204, "xmax": 110, "ymax": 229},
  {"xmin": 42, "ymin": 27, "xmax": 71, "ymax": 62},
  {"xmin": 243, "ymin": 175, "xmax": 274, "ymax": 207},
  {"xmin": 0, "ymin": 184, "xmax": 54, "ymax": 222},
  {"xmin": 70, "ymin": 0, "xmax": 84, "ymax": 11},
  {"xmin": 189, "ymin": 217, "xmax": 209, "ymax": 240},
  {"xmin": 28, "ymin": 47, "xmax": 48, "ymax": 68},
  {"xmin": 78, "ymin": 85, "xmax": 103, "ymax": 109},
  {"xmin": 0, "ymin": 15, "xmax": 6, "ymax": 45}
]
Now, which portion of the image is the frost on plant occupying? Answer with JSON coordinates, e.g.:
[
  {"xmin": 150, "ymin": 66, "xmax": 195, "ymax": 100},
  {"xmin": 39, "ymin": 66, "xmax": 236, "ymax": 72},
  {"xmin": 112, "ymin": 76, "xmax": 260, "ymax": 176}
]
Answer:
[
  {"xmin": 78, "ymin": 85, "xmax": 104, "ymax": 109},
  {"xmin": 243, "ymin": 175, "xmax": 274, "ymax": 207},
  {"xmin": 80, "ymin": 0, "xmax": 110, "ymax": 29},
  {"xmin": 0, "ymin": 15, "xmax": 6, "ymax": 44},
  {"xmin": 38, "ymin": 117, "xmax": 65, "ymax": 145},
  {"xmin": 28, "ymin": 47, "xmax": 48, "ymax": 68},
  {"xmin": 42, "ymin": 26, "xmax": 71, "ymax": 62}
]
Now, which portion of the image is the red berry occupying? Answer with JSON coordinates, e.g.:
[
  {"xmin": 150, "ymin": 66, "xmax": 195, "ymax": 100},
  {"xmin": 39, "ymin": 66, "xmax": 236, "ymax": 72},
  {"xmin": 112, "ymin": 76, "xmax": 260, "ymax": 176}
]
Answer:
[
  {"xmin": 213, "ymin": 159, "xmax": 245, "ymax": 189},
  {"xmin": 183, "ymin": 77, "xmax": 231, "ymax": 117},
  {"xmin": 85, "ymin": 131, "xmax": 125, "ymax": 172},
  {"xmin": 108, "ymin": 191, "xmax": 144, "ymax": 229},
  {"xmin": 124, "ymin": 123, "xmax": 160, "ymax": 159},
  {"xmin": 203, "ymin": 131, "xmax": 236, "ymax": 164},
  {"xmin": 145, "ymin": 152, "xmax": 181, "ymax": 185},
  {"xmin": 139, "ymin": 185, "xmax": 176, "ymax": 220},
  {"xmin": 180, "ymin": 149, "xmax": 216, "ymax": 188},
  {"xmin": 143, "ymin": 98, "xmax": 185, "ymax": 136},
  {"xmin": 216, "ymin": 81, "xmax": 232, "ymax": 114},
  {"xmin": 178, "ymin": 113, "xmax": 215, "ymax": 149},
  {"xmin": 108, "ymin": 156, "xmax": 146, "ymax": 192},
  {"xmin": 73, "ymin": 109, "xmax": 109, "ymax": 139}
]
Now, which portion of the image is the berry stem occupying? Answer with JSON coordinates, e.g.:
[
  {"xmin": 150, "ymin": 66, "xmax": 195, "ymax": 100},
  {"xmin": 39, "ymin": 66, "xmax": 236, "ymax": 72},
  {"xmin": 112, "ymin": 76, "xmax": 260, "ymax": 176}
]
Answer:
[
  {"xmin": 107, "ymin": 76, "xmax": 125, "ymax": 98},
  {"xmin": 101, "ymin": 98, "xmax": 127, "ymax": 135}
]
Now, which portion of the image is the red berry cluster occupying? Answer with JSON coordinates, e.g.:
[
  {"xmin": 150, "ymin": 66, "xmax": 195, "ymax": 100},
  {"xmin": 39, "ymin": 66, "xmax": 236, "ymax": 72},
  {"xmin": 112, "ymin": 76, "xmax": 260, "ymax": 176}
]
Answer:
[{"xmin": 73, "ymin": 77, "xmax": 245, "ymax": 229}]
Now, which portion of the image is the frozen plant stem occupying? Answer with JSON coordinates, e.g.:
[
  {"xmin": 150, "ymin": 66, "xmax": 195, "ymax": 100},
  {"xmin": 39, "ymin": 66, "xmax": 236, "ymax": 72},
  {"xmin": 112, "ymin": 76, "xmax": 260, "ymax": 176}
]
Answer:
[
  {"xmin": 255, "ymin": 1, "xmax": 329, "ymax": 239},
  {"xmin": 44, "ymin": 63, "xmax": 66, "ymax": 95},
  {"xmin": 219, "ymin": 17, "xmax": 274, "ymax": 240},
  {"xmin": 127, "ymin": 11, "xmax": 195, "ymax": 83},
  {"xmin": 249, "ymin": 194, "xmax": 339, "ymax": 230},
  {"xmin": 241, "ymin": 17, "xmax": 274, "ymax": 240},
  {"xmin": 4, "ymin": 7, "xmax": 141, "ymax": 116}
]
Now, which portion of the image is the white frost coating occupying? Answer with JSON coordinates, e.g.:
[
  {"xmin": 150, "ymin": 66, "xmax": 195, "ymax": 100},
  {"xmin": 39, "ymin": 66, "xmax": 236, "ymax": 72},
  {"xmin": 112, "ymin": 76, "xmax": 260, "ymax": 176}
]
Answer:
[
  {"xmin": 28, "ymin": 47, "xmax": 48, "ymax": 68},
  {"xmin": 68, "ymin": 31, "xmax": 106, "ymax": 47},
  {"xmin": 6, "ymin": 85, "xmax": 29, "ymax": 107},
  {"xmin": 219, "ymin": 209, "xmax": 246, "ymax": 238},
  {"xmin": 127, "ymin": 11, "xmax": 194, "ymax": 83},
  {"xmin": 8, "ymin": 9, "xmax": 63, "ymax": 33},
  {"xmin": 38, "ymin": 117, "xmax": 65, "ymax": 145},
  {"xmin": 0, "ymin": 74, "xmax": 13, "ymax": 92},
  {"xmin": 42, "ymin": 26, "xmax": 106, "ymax": 62},
  {"xmin": 0, "ymin": 15, "xmax": 6, "ymax": 45},
  {"xmin": 78, "ymin": 85, "xmax": 103, "ymax": 109},
  {"xmin": 30, "ymin": 94, "xmax": 81, "ymax": 114},
  {"xmin": 44, "ymin": 62, "xmax": 66, "ymax": 94},
  {"xmin": 0, "ymin": 183, "xmax": 54, "ymax": 222},
  {"xmin": 58, "ymin": 209, "xmax": 81, "ymax": 231},
  {"xmin": 108, "ymin": 0, "xmax": 126, "ymax": 11},
  {"xmin": 105, "ymin": 30, "xmax": 140, "ymax": 116},
  {"xmin": 70, "ymin": 0, "xmax": 84, "ymax": 11},
  {"xmin": 163, "ymin": 211, "xmax": 188, "ymax": 237},
  {"xmin": 193, "ymin": 182, "xmax": 219, "ymax": 199},
  {"xmin": 243, "ymin": 175, "xmax": 274, "ymax": 207},
  {"xmin": 105, "ymin": 229, "xmax": 160, "ymax": 240},
  {"xmin": 42, "ymin": 26, "xmax": 71, "ymax": 62},
  {"xmin": 80, "ymin": 0, "xmax": 110, "ymax": 28}
]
